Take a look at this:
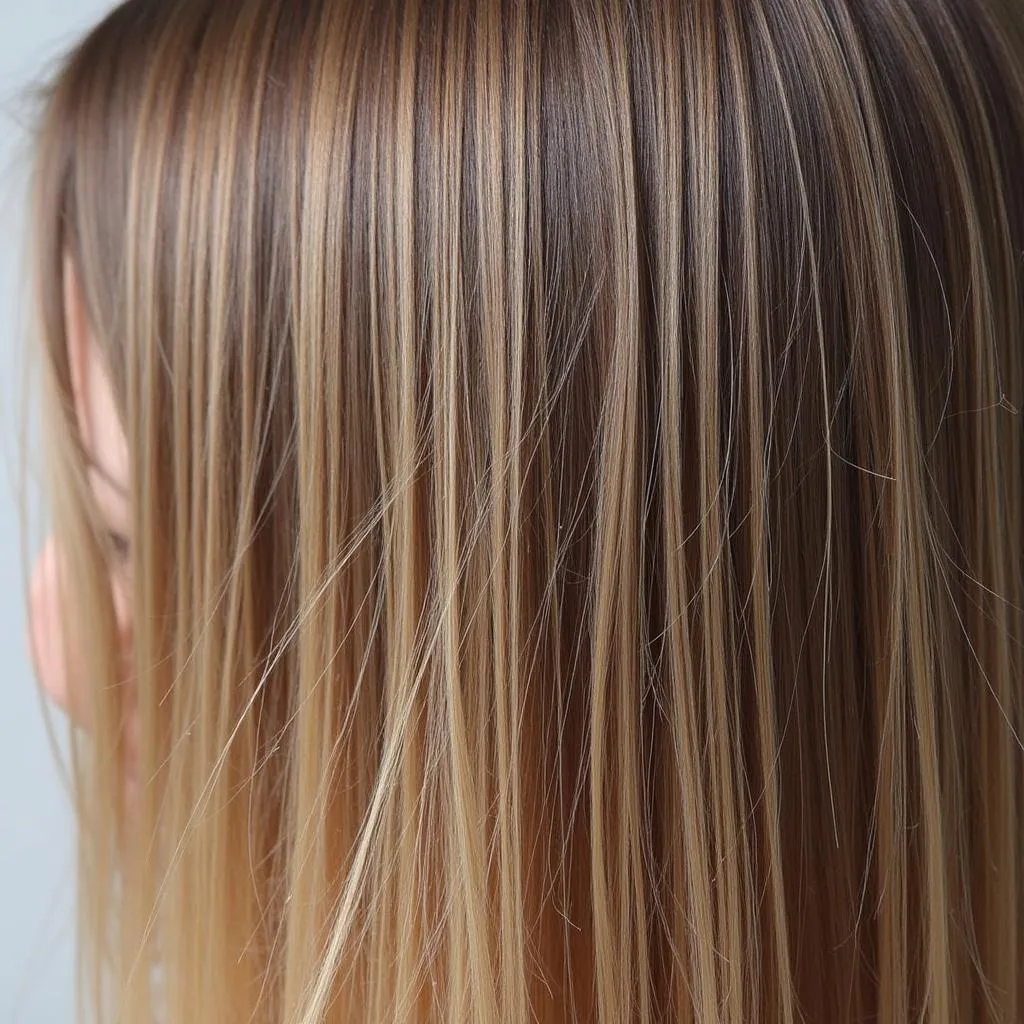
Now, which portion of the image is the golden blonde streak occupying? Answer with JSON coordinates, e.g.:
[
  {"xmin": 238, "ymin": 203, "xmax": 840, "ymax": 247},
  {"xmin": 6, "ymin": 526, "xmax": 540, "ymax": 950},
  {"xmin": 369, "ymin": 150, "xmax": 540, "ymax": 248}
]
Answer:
[
  {"xmin": 650, "ymin": 9, "xmax": 718, "ymax": 1021},
  {"xmin": 429, "ymin": 10, "xmax": 498, "ymax": 1019},
  {"xmin": 683, "ymin": 3, "xmax": 748, "ymax": 1018},
  {"xmin": 386, "ymin": 4, "xmax": 429, "ymax": 1019},
  {"xmin": 284, "ymin": 3, "xmax": 366, "ymax": 1019},
  {"xmin": 719, "ymin": 4, "xmax": 795, "ymax": 1019},
  {"xmin": 474, "ymin": 2, "xmax": 529, "ymax": 1020},
  {"xmin": 583, "ymin": 5, "xmax": 649, "ymax": 1019}
]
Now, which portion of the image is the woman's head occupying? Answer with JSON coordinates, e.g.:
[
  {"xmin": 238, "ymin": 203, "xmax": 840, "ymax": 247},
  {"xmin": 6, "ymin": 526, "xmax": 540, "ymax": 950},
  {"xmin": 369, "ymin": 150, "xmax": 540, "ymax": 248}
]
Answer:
[{"xmin": 28, "ymin": 0, "xmax": 1024, "ymax": 1020}]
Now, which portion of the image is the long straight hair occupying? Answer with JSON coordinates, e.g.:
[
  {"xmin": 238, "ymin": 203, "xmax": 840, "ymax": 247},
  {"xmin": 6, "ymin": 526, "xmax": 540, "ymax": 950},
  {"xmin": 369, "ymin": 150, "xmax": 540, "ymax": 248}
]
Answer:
[{"xmin": 29, "ymin": 0, "xmax": 1024, "ymax": 1019}]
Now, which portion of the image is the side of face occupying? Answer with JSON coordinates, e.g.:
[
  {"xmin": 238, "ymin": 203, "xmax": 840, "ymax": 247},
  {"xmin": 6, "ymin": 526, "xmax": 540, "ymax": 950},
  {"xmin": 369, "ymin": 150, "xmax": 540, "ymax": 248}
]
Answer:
[{"xmin": 29, "ymin": 258, "xmax": 136, "ymax": 771}]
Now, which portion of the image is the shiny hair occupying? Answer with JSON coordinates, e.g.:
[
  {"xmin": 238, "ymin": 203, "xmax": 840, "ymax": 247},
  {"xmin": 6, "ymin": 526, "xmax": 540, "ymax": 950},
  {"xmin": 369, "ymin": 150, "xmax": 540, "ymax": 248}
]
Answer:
[{"xmin": 30, "ymin": 0, "xmax": 1024, "ymax": 1019}]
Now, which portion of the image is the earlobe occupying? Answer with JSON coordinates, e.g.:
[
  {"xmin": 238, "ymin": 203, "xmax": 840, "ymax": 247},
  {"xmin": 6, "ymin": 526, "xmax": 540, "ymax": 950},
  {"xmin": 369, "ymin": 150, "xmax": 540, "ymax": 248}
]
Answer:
[
  {"xmin": 27, "ymin": 536, "xmax": 102, "ymax": 734},
  {"xmin": 28, "ymin": 537, "xmax": 71, "ymax": 716}
]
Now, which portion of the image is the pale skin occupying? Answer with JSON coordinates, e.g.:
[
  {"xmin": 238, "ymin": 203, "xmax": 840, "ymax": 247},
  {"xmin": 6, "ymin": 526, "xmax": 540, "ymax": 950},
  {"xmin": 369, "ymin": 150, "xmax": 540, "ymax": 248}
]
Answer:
[{"xmin": 28, "ymin": 259, "xmax": 138, "ymax": 787}]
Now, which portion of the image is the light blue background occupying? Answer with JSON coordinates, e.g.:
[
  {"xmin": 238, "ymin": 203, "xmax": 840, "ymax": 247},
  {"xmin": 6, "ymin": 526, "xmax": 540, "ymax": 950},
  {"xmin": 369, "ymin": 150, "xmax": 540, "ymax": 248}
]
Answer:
[{"xmin": 0, "ymin": 3, "xmax": 118, "ymax": 1021}]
